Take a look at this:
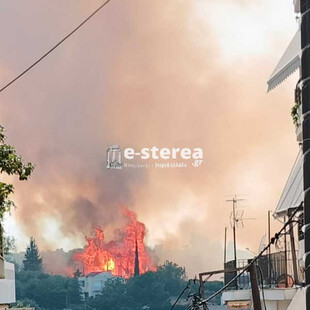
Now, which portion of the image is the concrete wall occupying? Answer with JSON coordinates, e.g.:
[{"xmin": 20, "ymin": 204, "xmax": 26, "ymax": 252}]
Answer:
[
  {"xmin": 222, "ymin": 287, "xmax": 298, "ymax": 310},
  {"xmin": 0, "ymin": 261, "xmax": 16, "ymax": 305}
]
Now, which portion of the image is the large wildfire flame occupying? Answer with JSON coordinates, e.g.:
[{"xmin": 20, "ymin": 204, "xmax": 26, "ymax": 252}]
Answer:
[{"xmin": 74, "ymin": 207, "xmax": 156, "ymax": 278}]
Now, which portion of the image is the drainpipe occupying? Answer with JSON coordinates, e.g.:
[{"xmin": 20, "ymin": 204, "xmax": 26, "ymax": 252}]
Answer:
[{"xmin": 301, "ymin": 0, "xmax": 310, "ymax": 308}]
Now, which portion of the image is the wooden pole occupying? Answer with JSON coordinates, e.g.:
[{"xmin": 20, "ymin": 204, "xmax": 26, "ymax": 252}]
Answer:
[
  {"xmin": 248, "ymin": 264, "xmax": 262, "ymax": 310},
  {"xmin": 199, "ymin": 274, "xmax": 207, "ymax": 310}
]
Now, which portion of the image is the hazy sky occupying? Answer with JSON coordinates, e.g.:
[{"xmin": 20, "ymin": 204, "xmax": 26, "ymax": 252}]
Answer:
[{"xmin": 0, "ymin": 0, "xmax": 301, "ymax": 276}]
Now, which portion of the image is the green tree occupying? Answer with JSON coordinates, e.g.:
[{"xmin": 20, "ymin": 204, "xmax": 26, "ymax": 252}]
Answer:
[
  {"xmin": 126, "ymin": 271, "xmax": 170, "ymax": 310},
  {"xmin": 0, "ymin": 125, "xmax": 34, "ymax": 256},
  {"xmin": 16, "ymin": 270, "xmax": 83, "ymax": 310},
  {"xmin": 13, "ymin": 298, "xmax": 42, "ymax": 310},
  {"xmin": 3, "ymin": 234, "xmax": 16, "ymax": 255},
  {"xmin": 88, "ymin": 278, "xmax": 128, "ymax": 310},
  {"xmin": 0, "ymin": 126, "xmax": 34, "ymax": 220},
  {"xmin": 157, "ymin": 261, "xmax": 186, "ymax": 296},
  {"xmin": 73, "ymin": 268, "xmax": 82, "ymax": 278},
  {"xmin": 67, "ymin": 274, "xmax": 82, "ymax": 305},
  {"xmin": 89, "ymin": 272, "xmax": 171, "ymax": 310},
  {"xmin": 23, "ymin": 237, "xmax": 42, "ymax": 272}
]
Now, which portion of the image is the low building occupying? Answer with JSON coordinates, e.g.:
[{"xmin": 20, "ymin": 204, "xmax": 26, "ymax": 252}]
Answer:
[
  {"xmin": 0, "ymin": 259, "xmax": 16, "ymax": 309},
  {"xmin": 78, "ymin": 271, "xmax": 114, "ymax": 298}
]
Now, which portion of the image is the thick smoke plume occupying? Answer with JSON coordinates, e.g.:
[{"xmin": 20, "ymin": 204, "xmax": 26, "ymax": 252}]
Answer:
[{"xmin": 0, "ymin": 0, "xmax": 300, "ymax": 275}]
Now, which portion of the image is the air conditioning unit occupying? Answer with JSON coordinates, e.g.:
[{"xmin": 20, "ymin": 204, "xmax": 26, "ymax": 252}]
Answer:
[{"xmin": 0, "ymin": 256, "xmax": 4, "ymax": 279}]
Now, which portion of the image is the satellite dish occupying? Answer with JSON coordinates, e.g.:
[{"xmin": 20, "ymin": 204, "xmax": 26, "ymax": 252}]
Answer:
[
  {"xmin": 276, "ymin": 274, "xmax": 294, "ymax": 288},
  {"xmin": 258, "ymin": 234, "xmax": 266, "ymax": 253}
]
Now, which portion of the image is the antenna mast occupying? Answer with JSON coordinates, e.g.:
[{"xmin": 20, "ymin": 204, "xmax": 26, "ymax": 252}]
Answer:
[{"xmin": 226, "ymin": 195, "xmax": 245, "ymax": 268}]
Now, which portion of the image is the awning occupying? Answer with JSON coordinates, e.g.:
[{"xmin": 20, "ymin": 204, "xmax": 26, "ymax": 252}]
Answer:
[
  {"xmin": 274, "ymin": 150, "xmax": 303, "ymax": 217},
  {"xmin": 267, "ymin": 30, "xmax": 301, "ymax": 92}
]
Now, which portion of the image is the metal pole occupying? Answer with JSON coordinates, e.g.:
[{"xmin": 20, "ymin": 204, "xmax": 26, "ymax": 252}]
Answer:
[
  {"xmin": 226, "ymin": 195, "xmax": 244, "ymax": 289},
  {"xmin": 284, "ymin": 216, "xmax": 288, "ymax": 288},
  {"xmin": 224, "ymin": 227, "xmax": 227, "ymax": 267},
  {"xmin": 248, "ymin": 264, "xmax": 262, "ymax": 310},
  {"xmin": 289, "ymin": 210, "xmax": 299, "ymax": 285},
  {"xmin": 233, "ymin": 198, "xmax": 237, "ymax": 267},
  {"xmin": 232, "ymin": 198, "xmax": 238, "ymax": 290},
  {"xmin": 301, "ymin": 0, "xmax": 310, "ymax": 308},
  {"xmin": 268, "ymin": 211, "xmax": 271, "ymax": 286}
]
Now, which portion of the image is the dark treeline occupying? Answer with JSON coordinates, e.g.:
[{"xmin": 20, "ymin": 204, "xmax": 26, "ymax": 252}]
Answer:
[{"xmin": 11, "ymin": 238, "xmax": 223, "ymax": 310}]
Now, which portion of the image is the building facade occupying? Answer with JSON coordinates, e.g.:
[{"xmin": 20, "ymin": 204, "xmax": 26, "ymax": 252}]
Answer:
[
  {"xmin": 0, "ymin": 260, "xmax": 16, "ymax": 309},
  {"xmin": 78, "ymin": 271, "xmax": 114, "ymax": 298}
]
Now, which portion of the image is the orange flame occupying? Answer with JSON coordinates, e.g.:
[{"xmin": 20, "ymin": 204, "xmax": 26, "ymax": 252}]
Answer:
[{"xmin": 73, "ymin": 207, "xmax": 156, "ymax": 278}]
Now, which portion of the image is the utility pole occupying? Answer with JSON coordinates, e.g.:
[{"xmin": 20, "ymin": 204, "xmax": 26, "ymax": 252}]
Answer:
[
  {"xmin": 248, "ymin": 263, "xmax": 262, "ymax": 310},
  {"xmin": 224, "ymin": 227, "xmax": 227, "ymax": 267},
  {"xmin": 226, "ymin": 195, "xmax": 244, "ymax": 268},
  {"xmin": 268, "ymin": 211, "xmax": 272, "ymax": 286},
  {"xmin": 301, "ymin": 0, "xmax": 310, "ymax": 308}
]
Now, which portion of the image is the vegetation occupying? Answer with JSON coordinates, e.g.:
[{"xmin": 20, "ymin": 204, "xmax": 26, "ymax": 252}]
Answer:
[
  {"xmin": 23, "ymin": 237, "xmax": 42, "ymax": 272},
  {"xmin": 292, "ymin": 82, "xmax": 302, "ymax": 127},
  {"xmin": 291, "ymin": 102, "xmax": 301, "ymax": 127},
  {"xmin": 87, "ymin": 261, "xmax": 223, "ymax": 310},
  {"xmin": 16, "ymin": 271, "xmax": 82, "ymax": 310},
  {"xmin": 0, "ymin": 125, "xmax": 34, "ymax": 220},
  {"xmin": 15, "ymin": 241, "xmax": 222, "ymax": 310},
  {"xmin": 3, "ymin": 234, "xmax": 16, "ymax": 255},
  {"xmin": 16, "ymin": 239, "xmax": 82, "ymax": 310}
]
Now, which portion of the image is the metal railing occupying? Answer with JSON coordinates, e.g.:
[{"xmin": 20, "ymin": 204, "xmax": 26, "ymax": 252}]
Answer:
[{"xmin": 224, "ymin": 252, "xmax": 300, "ymax": 290}]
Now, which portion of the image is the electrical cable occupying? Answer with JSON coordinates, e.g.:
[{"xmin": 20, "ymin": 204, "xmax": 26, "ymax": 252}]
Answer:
[
  {"xmin": 0, "ymin": 0, "xmax": 112, "ymax": 94},
  {"xmin": 199, "ymin": 203, "xmax": 302, "ymax": 305},
  {"xmin": 170, "ymin": 280, "xmax": 190, "ymax": 310}
]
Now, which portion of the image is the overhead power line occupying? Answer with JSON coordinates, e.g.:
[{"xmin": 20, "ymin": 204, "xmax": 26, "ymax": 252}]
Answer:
[
  {"xmin": 170, "ymin": 281, "xmax": 190, "ymax": 310},
  {"xmin": 0, "ymin": 0, "xmax": 112, "ymax": 94}
]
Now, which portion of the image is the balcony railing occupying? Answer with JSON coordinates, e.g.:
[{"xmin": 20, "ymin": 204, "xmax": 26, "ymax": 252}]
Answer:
[{"xmin": 224, "ymin": 252, "xmax": 300, "ymax": 290}]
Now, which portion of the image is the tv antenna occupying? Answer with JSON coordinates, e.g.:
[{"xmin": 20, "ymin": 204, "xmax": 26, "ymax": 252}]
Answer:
[
  {"xmin": 226, "ymin": 195, "xmax": 245, "ymax": 266},
  {"xmin": 230, "ymin": 210, "xmax": 257, "ymax": 228}
]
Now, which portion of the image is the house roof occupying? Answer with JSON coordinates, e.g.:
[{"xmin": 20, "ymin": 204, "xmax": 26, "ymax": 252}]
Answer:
[
  {"xmin": 267, "ymin": 30, "xmax": 300, "ymax": 92},
  {"xmin": 274, "ymin": 150, "xmax": 303, "ymax": 217},
  {"xmin": 86, "ymin": 272, "xmax": 104, "ymax": 277}
]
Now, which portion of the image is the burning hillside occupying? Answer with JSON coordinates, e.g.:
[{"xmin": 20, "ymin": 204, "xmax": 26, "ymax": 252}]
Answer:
[{"xmin": 73, "ymin": 207, "xmax": 156, "ymax": 278}]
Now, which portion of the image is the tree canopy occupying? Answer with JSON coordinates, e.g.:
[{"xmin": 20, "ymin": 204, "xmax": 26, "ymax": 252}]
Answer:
[
  {"xmin": 16, "ymin": 271, "xmax": 82, "ymax": 310},
  {"xmin": 0, "ymin": 125, "xmax": 34, "ymax": 221},
  {"xmin": 88, "ymin": 261, "xmax": 187, "ymax": 310},
  {"xmin": 23, "ymin": 237, "xmax": 42, "ymax": 272},
  {"xmin": 15, "ymin": 259, "xmax": 222, "ymax": 310}
]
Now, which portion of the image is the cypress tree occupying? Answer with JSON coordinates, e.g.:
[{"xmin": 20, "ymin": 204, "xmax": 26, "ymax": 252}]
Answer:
[{"xmin": 23, "ymin": 237, "xmax": 42, "ymax": 272}]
